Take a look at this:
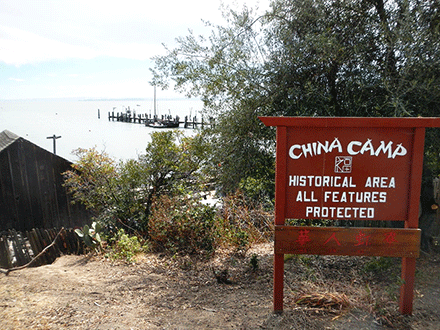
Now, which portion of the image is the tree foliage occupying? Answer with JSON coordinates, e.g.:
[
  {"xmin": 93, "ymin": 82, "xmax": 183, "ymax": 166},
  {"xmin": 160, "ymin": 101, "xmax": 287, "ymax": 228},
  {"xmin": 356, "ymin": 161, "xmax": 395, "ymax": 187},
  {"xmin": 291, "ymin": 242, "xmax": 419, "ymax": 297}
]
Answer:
[
  {"xmin": 266, "ymin": 0, "xmax": 440, "ymax": 118},
  {"xmin": 151, "ymin": 0, "xmax": 440, "ymax": 187},
  {"xmin": 63, "ymin": 131, "xmax": 210, "ymax": 234},
  {"xmin": 62, "ymin": 148, "xmax": 119, "ymax": 215}
]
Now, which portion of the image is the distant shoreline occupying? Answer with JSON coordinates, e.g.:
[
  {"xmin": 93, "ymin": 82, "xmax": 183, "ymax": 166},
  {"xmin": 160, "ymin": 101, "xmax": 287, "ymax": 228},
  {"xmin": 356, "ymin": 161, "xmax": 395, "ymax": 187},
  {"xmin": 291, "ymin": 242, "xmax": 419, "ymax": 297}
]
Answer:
[{"xmin": 0, "ymin": 97, "xmax": 199, "ymax": 102}]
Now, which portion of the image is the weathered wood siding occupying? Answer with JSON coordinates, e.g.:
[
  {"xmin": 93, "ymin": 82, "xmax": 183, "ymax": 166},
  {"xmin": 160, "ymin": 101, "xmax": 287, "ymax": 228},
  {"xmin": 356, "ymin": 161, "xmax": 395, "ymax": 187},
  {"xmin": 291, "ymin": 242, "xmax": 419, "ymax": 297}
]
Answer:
[{"xmin": 0, "ymin": 137, "xmax": 90, "ymax": 231}]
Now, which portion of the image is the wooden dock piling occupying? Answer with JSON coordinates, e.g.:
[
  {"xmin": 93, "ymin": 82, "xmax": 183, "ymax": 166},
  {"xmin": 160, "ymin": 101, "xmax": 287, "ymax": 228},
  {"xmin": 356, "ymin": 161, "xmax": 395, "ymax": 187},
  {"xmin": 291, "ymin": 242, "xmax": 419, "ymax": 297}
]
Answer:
[{"xmin": 106, "ymin": 108, "xmax": 213, "ymax": 129}]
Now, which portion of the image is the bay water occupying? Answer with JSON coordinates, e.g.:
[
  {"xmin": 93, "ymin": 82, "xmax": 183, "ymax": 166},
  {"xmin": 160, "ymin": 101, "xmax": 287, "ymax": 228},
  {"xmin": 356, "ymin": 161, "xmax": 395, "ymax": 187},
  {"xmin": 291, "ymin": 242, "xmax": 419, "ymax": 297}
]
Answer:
[{"xmin": 0, "ymin": 98, "xmax": 204, "ymax": 162}]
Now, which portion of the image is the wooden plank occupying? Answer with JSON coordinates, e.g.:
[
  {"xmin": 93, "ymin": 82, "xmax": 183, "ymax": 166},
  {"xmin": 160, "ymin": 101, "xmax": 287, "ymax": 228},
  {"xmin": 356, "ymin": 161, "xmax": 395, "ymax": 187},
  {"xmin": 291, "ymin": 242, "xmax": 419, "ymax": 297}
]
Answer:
[
  {"xmin": 34, "ymin": 228, "xmax": 49, "ymax": 265},
  {"xmin": 400, "ymin": 127, "xmax": 426, "ymax": 315},
  {"xmin": 29, "ymin": 229, "xmax": 43, "ymax": 256},
  {"xmin": 26, "ymin": 230, "xmax": 42, "ymax": 267},
  {"xmin": 53, "ymin": 229, "xmax": 65, "ymax": 254},
  {"xmin": 40, "ymin": 229, "xmax": 56, "ymax": 263},
  {"xmin": 14, "ymin": 229, "xmax": 32, "ymax": 264},
  {"xmin": 62, "ymin": 229, "xmax": 73, "ymax": 254},
  {"xmin": 9, "ymin": 230, "xmax": 28, "ymax": 266},
  {"xmin": 46, "ymin": 229, "xmax": 60, "ymax": 259},
  {"xmin": 275, "ymin": 226, "xmax": 420, "ymax": 258},
  {"xmin": 259, "ymin": 116, "xmax": 440, "ymax": 128},
  {"xmin": 0, "ymin": 235, "xmax": 12, "ymax": 269},
  {"xmin": 274, "ymin": 126, "xmax": 287, "ymax": 312}
]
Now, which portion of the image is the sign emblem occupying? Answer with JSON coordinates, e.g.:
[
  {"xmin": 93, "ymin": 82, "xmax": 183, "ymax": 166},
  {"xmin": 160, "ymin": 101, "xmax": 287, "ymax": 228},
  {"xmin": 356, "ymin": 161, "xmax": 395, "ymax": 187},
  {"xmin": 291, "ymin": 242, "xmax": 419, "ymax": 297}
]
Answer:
[{"xmin": 334, "ymin": 156, "xmax": 352, "ymax": 173}]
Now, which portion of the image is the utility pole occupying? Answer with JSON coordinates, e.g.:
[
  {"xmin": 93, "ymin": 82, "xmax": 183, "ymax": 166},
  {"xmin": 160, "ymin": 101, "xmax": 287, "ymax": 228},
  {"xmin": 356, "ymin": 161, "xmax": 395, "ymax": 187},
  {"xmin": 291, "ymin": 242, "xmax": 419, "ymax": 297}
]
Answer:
[{"xmin": 47, "ymin": 134, "xmax": 61, "ymax": 155}]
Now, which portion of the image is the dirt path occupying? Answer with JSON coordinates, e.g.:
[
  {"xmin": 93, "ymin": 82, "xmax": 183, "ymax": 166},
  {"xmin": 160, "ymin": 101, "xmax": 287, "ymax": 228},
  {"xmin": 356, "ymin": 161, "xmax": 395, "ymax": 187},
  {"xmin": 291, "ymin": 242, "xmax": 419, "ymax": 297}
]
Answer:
[{"xmin": 0, "ymin": 243, "xmax": 439, "ymax": 329}]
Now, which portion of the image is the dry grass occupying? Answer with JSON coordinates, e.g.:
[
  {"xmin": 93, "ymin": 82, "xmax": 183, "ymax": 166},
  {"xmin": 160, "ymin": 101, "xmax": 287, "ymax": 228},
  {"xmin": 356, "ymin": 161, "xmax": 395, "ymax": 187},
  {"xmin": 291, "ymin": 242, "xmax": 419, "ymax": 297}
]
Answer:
[
  {"xmin": 281, "ymin": 254, "xmax": 405, "ymax": 328},
  {"xmin": 295, "ymin": 291, "xmax": 351, "ymax": 310}
]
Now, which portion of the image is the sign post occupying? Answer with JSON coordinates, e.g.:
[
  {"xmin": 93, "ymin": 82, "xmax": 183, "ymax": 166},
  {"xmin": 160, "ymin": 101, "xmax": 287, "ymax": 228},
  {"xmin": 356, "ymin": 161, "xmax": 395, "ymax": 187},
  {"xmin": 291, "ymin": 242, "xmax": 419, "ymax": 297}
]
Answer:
[
  {"xmin": 47, "ymin": 134, "xmax": 62, "ymax": 155},
  {"xmin": 259, "ymin": 117, "xmax": 440, "ymax": 315}
]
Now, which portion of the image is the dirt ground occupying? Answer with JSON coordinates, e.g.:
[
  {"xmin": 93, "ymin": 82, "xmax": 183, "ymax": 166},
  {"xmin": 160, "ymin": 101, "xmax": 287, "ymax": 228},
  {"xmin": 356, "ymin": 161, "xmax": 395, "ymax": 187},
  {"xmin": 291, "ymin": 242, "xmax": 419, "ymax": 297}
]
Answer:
[{"xmin": 0, "ymin": 243, "xmax": 439, "ymax": 330}]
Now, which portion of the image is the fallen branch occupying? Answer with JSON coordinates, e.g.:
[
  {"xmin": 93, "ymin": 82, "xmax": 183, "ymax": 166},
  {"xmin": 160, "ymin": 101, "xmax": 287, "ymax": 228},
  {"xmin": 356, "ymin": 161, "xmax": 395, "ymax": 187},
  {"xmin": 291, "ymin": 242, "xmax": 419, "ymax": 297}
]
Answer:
[{"xmin": 0, "ymin": 227, "xmax": 65, "ymax": 276}]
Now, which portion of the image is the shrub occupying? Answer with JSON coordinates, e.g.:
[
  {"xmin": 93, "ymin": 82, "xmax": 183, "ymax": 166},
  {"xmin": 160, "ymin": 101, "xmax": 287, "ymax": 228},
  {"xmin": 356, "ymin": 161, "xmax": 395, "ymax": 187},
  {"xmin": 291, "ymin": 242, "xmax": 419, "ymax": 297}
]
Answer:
[
  {"xmin": 74, "ymin": 221, "xmax": 103, "ymax": 251},
  {"xmin": 215, "ymin": 190, "xmax": 273, "ymax": 249},
  {"xmin": 148, "ymin": 195, "xmax": 217, "ymax": 253},
  {"xmin": 108, "ymin": 229, "xmax": 146, "ymax": 263},
  {"xmin": 64, "ymin": 131, "xmax": 209, "ymax": 236}
]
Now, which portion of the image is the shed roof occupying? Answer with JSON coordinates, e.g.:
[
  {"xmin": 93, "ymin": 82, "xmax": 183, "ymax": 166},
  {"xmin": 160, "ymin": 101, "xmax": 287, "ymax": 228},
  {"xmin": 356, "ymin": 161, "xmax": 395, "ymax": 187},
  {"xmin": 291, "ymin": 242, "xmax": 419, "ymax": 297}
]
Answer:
[{"xmin": 0, "ymin": 130, "xmax": 20, "ymax": 152}]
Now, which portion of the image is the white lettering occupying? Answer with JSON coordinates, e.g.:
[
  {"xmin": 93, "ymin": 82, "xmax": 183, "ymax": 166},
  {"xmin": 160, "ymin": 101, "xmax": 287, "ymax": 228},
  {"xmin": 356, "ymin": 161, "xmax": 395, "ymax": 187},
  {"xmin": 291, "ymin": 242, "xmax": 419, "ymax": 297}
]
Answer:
[
  {"xmin": 315, "ymin": 176, "xmax": 322, "ymax": 187},
  {"xmin": 347, "ymin": 141, "xmax": 362, "ymax": 155},
  {"xmin": 321, "ymin": 191, "xmax": 388, "ymax": 203},
  {"xmin": 364, "ymin": 191, "xmax": 371, "ymax": 202},
  {"xmin": 360, "ymin": 138, "xmax": 375, "ymax": 156},
  {"xmin": 305, "ymin": 206, "xmax": 374, "ymax": 219},
  {"xmin": 364, "ymin": 177, "xmax": 396, "ymax": 188},
  {"xmin": 288, "ymin": 138, "xmax": 342, "ymax": 159},
  {"xmin": 290, "ymin": 138, "xmax": 407, "ymax": 159},
  {"xmin": 289, "ymin": 145, "xmax": 302, "ymax": 159},
  {"xmin": 392, "ymin": 144, "xmax": 407, "ymax": 159},
  {"xmin": 375, "ymin": 141, "xmax": 394, "ymax": 158},
  {"xmin": 289, "ymin": 175, "xmax": 296, "ymax": 186},
  {"xmin": 303, "ymin": 143, "xmax": 313, "ymax": 158},
  {"xmin": 316, "ymin": 141, "xmax": 329, "ymax": 155},
  {"xmin": 389, "ymin": 177, "xmax": 395, "ymax": 188},
  {"xmin": 289, "ymin": 175, "xmax": 357, "ymax": 188},
  {"xmin": 324, "ymin": 191, "xmax": 331, "ymax": 202},
  {"xmin": 329, "ymin": 137, "xmax": 343, "ymax": 153}
]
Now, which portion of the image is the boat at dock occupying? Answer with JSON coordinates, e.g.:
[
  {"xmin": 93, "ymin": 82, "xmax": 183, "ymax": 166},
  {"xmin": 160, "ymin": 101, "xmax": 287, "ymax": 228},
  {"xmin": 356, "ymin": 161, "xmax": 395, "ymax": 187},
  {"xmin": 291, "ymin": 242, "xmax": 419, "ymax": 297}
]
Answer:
[
  {"xmin": 145, "ymin": 86, "xmax": 180, "ymax": 128},
  {"xmin": 106, "ymin": 87, "xmax": 212, "ymax": 129},
  {"xmin": 145, "ymin": 115, "xmax": 180, "ymax": 128}
]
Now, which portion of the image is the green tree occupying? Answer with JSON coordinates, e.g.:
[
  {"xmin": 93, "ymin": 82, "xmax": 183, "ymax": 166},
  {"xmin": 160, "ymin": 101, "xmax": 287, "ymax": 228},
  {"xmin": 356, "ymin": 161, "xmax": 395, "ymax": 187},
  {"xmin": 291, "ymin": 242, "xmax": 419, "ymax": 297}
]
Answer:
[
  {"xmin": 151, "ymin": 0, "xmax": 440, "ymax": 186},
  {"xmin": 151, "ymin": 4, "xmax": 276, "ymax": 195},
  {"xmin": 62, "ymin": 148, "xmax": 119, "ymax": 215},
  {"xmin": 139, "ymin": 130, "xmax": 210, "ymax": 220},
  {"xmin": 63, "ymin": 131, "xmax": 210, "ymax": 234},
  {"xmin": 266, "ymin": 0, "xmax": 440, "ymax": 118},
  {"xmin": 63, "ymin": 148, "xmax": 144, "ymax": 232}
]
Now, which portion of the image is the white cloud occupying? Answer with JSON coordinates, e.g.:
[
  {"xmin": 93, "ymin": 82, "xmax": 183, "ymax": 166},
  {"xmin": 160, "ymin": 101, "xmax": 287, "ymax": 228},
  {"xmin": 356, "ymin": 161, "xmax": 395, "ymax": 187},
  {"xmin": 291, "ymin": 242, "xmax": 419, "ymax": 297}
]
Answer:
[
  {"xmin": 8, "ymin": 77, "xmax": 24, "ymax": 82},
  {"xmin": 0, "ymin": 24, "xmax": 170, "ymax": 66},
  {"xmin": 0, "ymin": 0, "xmax": 264, "ymax": 66},
  {"xmin": 0, "ymin": 0, "xmax": 226, "ymax": 66},
  {"xmin": 0, "ymin": 25, "xmax": 98, "ymax": 66},
  {"xmin": 0, "ymin": 0, "xmax": 269, "ymax": 99}
]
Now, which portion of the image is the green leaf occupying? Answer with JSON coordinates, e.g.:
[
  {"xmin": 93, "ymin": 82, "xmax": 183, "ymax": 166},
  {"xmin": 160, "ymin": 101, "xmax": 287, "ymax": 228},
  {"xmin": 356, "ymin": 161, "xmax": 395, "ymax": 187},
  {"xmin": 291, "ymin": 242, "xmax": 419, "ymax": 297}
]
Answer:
[
  {"xmin": 83, "ymin": 225, "xmax": 90, "ymax": 236},
  {"xmin": 84, "ymin": 235, "xmax": 94, "ymax": 247},
  {"xmin": 74, "ymin": 228, "xmax": 84, "ymax": 238},
  {"xmin": 95, "ymin": 233, "xmax": 101, "ymax": 243},
  {"xmin": 93, "ymin": 221, "xmax": 102, "ymax": 233}
]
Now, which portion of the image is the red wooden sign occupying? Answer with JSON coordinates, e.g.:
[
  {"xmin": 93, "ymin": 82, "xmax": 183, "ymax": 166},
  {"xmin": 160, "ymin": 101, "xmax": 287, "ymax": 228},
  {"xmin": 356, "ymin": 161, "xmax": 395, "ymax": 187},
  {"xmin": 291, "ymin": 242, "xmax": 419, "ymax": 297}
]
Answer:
[
  {"xmin": 275, "ymin": 226, "xmax": 420, "ymax": 257},
  {"xmin": 259, "ymin": 116, "xmax": 440, "ymax": 315},
  {"xmin": 285, "ymin": 127, "xmax": 413, "ymax": 221}
]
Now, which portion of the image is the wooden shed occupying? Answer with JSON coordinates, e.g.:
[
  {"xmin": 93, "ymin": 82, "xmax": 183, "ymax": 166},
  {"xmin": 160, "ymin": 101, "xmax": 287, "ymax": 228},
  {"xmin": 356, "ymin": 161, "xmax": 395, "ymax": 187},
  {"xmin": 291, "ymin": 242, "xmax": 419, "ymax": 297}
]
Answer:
[{"xmin": 0, "ymin": 130, "xmax": 90, "ymax": 232}]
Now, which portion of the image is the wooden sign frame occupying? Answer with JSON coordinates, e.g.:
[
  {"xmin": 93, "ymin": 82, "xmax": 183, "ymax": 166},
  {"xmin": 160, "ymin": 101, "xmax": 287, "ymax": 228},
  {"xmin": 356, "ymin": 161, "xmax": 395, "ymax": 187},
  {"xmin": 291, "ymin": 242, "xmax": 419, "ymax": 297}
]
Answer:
[{"xmin": 259, "ymin": 117, "xmax": 440, "ymax": 315}]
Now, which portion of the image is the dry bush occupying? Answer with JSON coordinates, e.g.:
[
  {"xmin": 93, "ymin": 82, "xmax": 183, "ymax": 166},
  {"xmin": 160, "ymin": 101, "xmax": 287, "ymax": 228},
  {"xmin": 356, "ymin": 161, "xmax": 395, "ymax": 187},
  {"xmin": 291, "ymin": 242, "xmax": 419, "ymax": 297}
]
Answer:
[
  {"xmin": 148, "ymin": 195, "xmax": 217, "ymax": 253},
  {"xmin": 295, "ymin": 291, "xmax": 351, "ymax": 310},
  {"xmin": 283, "ymin": 255, "xmax": 402, "ymax": 325},
  {"xmin": 216, "ymin": 190, "xmax": 274, "ymax": 249}
]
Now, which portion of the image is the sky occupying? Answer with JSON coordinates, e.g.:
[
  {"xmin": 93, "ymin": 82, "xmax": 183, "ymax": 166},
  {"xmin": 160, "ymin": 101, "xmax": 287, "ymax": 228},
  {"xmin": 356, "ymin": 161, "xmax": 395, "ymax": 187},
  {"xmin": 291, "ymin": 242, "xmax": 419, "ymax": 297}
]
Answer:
[{"xmin": 0, "ymin": 0, "xmax": 268, "ymax": 100}]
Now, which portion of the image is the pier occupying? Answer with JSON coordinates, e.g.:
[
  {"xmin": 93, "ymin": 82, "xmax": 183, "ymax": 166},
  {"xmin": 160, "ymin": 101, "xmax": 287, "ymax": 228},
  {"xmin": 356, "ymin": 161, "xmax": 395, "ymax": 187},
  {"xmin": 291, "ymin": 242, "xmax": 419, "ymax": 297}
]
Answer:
[{"xmin": 107, "ymin": 109, "xmax": 214, "ymax": 129}]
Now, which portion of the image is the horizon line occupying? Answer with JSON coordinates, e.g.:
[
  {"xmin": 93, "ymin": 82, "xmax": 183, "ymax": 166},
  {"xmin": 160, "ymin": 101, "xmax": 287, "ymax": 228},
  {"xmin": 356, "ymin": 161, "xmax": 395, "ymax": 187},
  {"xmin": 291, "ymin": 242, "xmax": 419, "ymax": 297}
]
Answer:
[{"xmin": 0, "ymin": 96, "xmax": 202, "ymax": 102}]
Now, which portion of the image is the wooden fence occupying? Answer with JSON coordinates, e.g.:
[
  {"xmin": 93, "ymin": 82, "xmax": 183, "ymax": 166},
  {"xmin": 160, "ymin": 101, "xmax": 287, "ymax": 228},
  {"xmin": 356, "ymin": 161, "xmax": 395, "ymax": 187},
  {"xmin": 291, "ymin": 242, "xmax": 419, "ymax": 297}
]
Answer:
[
  {"xmin": 434, "ymin": 178, "xmax": 440, "ymax": 204},
  {"xmin": 0, "ymin": 228, "xmax": 84, "ymax": 269}
]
